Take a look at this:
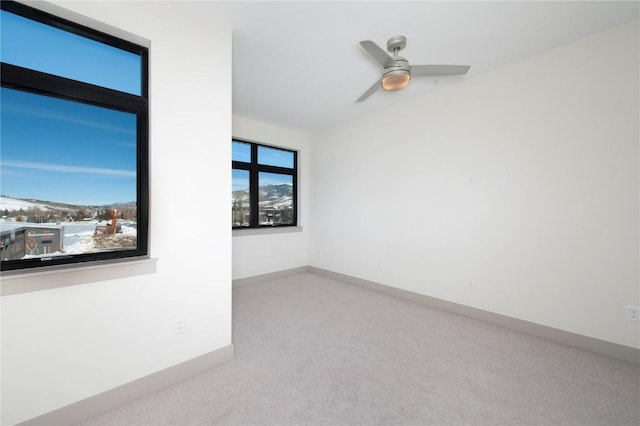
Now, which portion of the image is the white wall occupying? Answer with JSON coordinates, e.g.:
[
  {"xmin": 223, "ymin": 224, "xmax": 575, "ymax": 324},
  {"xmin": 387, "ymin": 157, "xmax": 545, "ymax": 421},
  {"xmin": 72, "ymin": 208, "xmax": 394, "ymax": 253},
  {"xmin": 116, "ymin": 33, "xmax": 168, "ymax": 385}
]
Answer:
[
  {"xmin": 232, "ymin": 116, "xmax": 311, "ymax": 280},
  {"xmin": 0, "ymin": 2, "xmax": 232, "ymax": 424},
  {"xmin": 310, "ymin": 21, "xmax": 640, "ymax": 349}
]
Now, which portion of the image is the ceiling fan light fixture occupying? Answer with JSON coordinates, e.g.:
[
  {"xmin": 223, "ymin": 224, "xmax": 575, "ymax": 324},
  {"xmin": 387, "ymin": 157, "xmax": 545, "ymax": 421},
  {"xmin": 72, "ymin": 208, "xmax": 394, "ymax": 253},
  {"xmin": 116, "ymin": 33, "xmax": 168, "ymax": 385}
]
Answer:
[
  {"xmin": 382, "ymin": 69, "xmax": 410, "ymax": 91},
  {"xmin": 356, "ymin": 35, "xmax": 470, "ymax": 102}
]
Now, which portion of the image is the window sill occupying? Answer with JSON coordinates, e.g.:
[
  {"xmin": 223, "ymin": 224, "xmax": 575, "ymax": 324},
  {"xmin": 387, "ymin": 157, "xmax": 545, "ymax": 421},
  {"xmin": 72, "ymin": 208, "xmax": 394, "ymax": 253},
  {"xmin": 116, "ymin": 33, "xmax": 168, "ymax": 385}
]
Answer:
[
  {"xmin": 233, "ymin": 226, "xmax": 303, "ymax": 237},
  {"xmin": 0, "ymin": 257, "xmax": 158, "ymax": 296}
]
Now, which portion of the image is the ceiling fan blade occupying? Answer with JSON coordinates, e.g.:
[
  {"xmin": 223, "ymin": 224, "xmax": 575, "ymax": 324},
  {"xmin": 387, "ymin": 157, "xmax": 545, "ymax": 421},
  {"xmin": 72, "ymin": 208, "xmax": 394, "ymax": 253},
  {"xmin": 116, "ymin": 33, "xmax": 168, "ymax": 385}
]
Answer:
[
  {"xmin": 360, "ymin": 40, "xmax": 395, "ymax": 68},
  {"xmin": 356, "ymin": 79, "xmax": 382, "ymax": 102},
  {"xmin": 410, "ymin": 64, "xmax": 471, "ymax": 77}
]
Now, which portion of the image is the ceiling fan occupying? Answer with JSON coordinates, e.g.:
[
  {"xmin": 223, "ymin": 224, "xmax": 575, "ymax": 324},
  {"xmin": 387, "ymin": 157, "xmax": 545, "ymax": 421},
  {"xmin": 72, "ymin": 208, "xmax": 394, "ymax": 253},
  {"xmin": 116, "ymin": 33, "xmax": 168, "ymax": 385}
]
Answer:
[{"xmin": 356, "ymin": 35, "xmax": 470, "ymax": 102}]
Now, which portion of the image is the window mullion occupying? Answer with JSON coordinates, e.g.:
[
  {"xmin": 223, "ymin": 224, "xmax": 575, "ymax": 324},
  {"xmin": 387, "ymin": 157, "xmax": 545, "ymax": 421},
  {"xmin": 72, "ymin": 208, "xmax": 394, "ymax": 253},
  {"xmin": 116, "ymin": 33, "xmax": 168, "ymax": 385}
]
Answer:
[
  {"xmin": 232, "ymin": 161, "xmax": 251, "ymax": 170},
  {"xmin": 257, "ymin": 164, "xmax": 295, "ymax": 175},
  {"xmin": 1, "ymin": 63, "xmax": 147, "ymax": 112},
  {"xmin": 250, "ymin": 144, "xmax": 259, "ymax": 227}
]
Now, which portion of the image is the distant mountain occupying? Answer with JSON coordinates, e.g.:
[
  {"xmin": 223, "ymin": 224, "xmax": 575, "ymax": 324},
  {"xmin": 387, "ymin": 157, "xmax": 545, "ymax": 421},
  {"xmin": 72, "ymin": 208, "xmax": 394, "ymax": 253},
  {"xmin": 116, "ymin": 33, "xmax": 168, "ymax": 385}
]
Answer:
[
  {"xmin": 259, "ymin": 184, "xmax": 293, "ymax": 208},
  {"xmin": 0, "ymin": 196, "xmax": 68, "ymax": 212},
  {"xmin": 0, "ymin": 196, "xmax": 134, "ymax": 211},
  {"xmin": 260, "ymin": 183, "xmax": 292, "ymax": 197},
  {"xmin": 232, "ymin": 184, "xmax": 293, "ymax": 209},
  {"xmin": 232, "ymin": 189, "xmax": 249, "ymax": 200},
  {"xmin": 103, "ymin": 201, "xmax": 137, "ymax": 210}
]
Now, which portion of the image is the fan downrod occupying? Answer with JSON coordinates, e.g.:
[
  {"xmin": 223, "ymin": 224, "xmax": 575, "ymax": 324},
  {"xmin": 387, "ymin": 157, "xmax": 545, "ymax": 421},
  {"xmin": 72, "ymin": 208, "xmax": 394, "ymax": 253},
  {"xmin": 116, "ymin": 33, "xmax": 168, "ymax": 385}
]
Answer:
[{"xmin": 386, "ymin": 35, "xmax": 407, "ymax": 54}]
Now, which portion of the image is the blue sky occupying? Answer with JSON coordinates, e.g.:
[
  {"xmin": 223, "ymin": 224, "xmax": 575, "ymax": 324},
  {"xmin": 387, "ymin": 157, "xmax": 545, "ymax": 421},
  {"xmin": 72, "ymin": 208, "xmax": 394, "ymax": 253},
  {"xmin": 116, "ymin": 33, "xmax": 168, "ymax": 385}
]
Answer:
[
  {"xmin": 0, "ymin": 10, "xmax": 141, "ymax": 207},
  {"xmin": 1, "ymin": 88, "xmax": 137, "ymax": 206},
  {"xmin": 1, "ymin": 10, "xmax": 141, "ymax": 95}
]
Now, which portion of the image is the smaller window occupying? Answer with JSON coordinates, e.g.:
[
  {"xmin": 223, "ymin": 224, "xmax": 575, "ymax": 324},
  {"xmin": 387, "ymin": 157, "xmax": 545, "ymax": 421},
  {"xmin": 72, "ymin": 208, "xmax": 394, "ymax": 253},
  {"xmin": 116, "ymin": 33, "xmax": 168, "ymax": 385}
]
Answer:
[{"xmin": 232, "ymin": 139, "xmax": 297, "ymax": 228}]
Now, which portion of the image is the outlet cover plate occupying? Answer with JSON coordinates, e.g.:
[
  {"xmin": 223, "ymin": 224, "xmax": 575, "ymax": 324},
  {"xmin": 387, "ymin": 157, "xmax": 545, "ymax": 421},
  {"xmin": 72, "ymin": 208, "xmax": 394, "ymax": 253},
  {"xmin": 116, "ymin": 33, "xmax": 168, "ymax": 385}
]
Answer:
[{"xmin": 625, "ymin": 306, "xmax": 640, "ymax": 322}]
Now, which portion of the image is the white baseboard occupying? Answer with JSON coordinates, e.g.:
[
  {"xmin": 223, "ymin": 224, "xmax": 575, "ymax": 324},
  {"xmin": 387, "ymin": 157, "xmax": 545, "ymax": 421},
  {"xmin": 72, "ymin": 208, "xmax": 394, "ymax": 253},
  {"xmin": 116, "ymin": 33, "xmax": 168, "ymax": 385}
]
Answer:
[
  {"xmin": 308, "ymin": 267, "xmax": 640, "ymax": 366},
  {"xmin": 232, "ymin": 266, "xmax": 310, "ymax": 287},
  {"xmin": 19, "ymin": 344, "xmax": 234, "ymax": 426}
]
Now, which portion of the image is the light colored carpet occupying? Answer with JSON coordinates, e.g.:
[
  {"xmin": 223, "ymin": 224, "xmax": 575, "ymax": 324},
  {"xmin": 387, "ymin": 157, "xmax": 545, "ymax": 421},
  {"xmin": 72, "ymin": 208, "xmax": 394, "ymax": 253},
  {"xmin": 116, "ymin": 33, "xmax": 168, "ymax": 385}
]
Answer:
[{"xmin": 79, "ymin": 272, "xmax": 640, "ymax": 425}]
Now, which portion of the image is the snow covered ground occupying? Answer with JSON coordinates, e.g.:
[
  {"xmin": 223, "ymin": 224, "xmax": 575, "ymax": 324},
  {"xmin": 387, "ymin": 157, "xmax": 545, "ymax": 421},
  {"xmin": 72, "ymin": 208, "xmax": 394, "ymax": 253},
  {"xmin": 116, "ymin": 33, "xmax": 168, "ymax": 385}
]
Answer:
[
  {"xmin": 64, "ymin": 222, "xmax": 137, "ymax": 254},
  {"xmin": 2, "ymin": 221, "xmax": 137, "ymax": 258},
  {"xmin": 63, "ymin": 222, "xmax": 136, "ymax": 253},
  {"xmin": 1, "ymin": 196, "xmax": 137, "ymax": 258}
]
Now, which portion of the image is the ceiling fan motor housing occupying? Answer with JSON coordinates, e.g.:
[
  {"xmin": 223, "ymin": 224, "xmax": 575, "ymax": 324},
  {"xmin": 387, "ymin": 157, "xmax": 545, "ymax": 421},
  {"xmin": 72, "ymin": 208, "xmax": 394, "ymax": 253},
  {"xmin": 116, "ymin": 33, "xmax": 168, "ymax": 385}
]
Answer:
[{"xmin": 382, "ymin": 57, "xmax": 410, "ymax": 91}]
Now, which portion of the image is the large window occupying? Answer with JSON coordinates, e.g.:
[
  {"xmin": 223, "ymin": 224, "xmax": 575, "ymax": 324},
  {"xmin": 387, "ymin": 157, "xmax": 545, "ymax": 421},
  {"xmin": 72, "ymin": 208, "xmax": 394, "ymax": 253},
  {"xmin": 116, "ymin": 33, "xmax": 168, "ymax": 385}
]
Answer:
[
  {"xmin": 232, "ymin": 140, "xmax": 297, "ymax": 228},
  {"xmin": 0, "ymin": 1, "xmax": 149, "ymax": 271}
]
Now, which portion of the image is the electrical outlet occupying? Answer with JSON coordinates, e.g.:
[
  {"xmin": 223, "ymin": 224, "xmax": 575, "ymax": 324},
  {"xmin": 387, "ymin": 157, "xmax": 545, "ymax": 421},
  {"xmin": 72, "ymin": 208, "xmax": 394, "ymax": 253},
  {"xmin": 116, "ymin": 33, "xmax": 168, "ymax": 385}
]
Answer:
[
  {"xmin": 468, "ymin": 280, "xmax": 474, "ymax": 288},
  {"xmin": 504, "ymin": 171, "xmax": 513, "ymax": 184},
  {"xmin": 625, "ymin": 306, "xmax": 640, "ymax": 322},
  {"xmin": 176, "ymin": 319, "xmax": 185, "ymax": 333},
  {"xmin": 467, "ymin": 176, "xmax": 474, "ymax": 185}
]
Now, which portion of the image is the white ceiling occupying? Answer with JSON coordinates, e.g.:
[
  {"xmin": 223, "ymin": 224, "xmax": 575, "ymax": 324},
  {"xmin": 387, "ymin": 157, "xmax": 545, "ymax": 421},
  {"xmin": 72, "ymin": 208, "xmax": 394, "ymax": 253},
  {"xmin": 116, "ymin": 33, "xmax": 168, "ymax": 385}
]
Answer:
[{"xmin": 215, "ymin": 1, "xmax": 639, "ymax": 133}]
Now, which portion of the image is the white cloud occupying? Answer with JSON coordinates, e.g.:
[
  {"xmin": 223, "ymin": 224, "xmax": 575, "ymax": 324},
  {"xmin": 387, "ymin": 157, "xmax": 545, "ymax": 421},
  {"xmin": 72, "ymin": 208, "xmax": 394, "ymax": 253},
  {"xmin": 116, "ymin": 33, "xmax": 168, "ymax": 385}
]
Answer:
[
  {"xmin": 2, "ymin": 102, "xmax": 135, "ymax": 135},
  {"xmin": 1, "ymin": 160, "xmax": 135, "ymax": 178}
]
